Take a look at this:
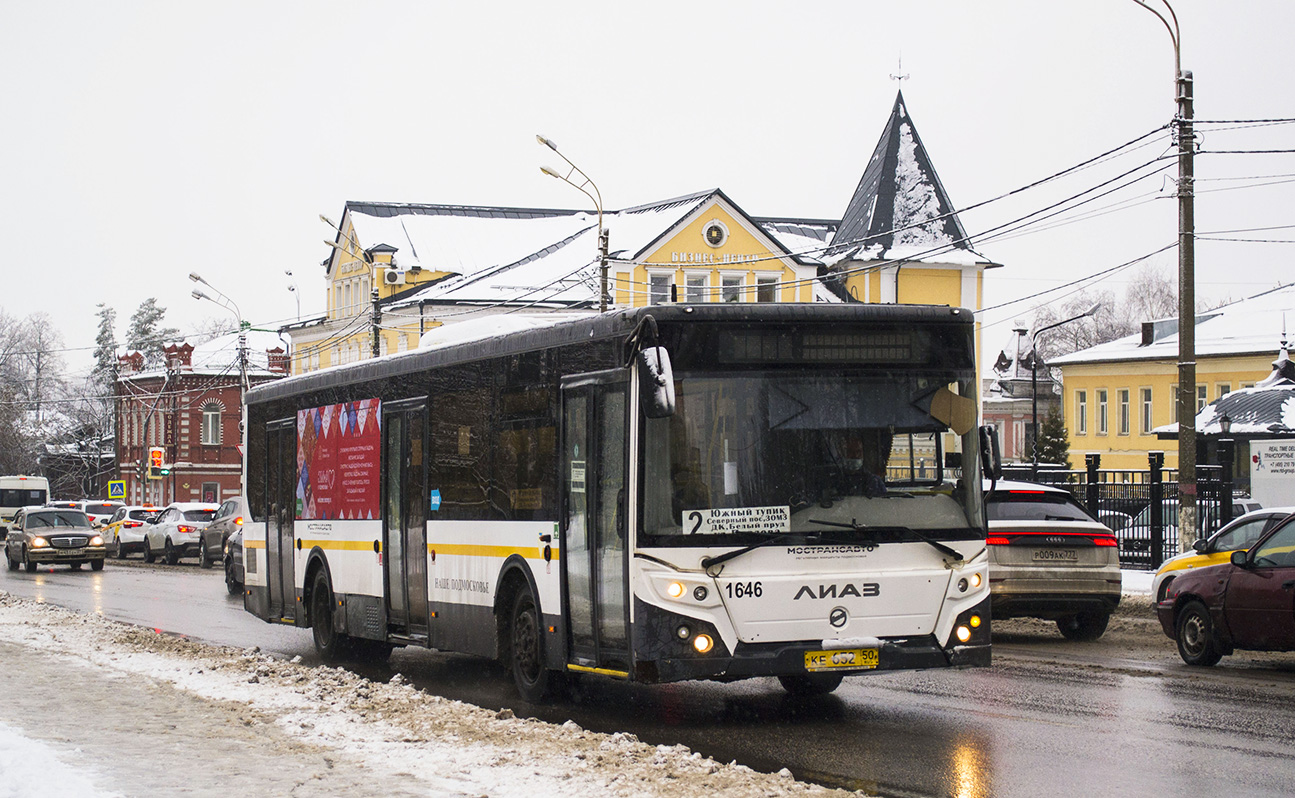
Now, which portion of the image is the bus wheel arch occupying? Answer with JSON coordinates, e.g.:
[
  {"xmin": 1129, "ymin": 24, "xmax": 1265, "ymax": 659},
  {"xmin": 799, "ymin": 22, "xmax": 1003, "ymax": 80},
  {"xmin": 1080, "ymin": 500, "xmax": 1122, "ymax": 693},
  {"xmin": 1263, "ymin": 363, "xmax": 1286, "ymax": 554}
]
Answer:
[{"xmin": 494, "ymin": 557, "xmax": 556, "ymax": 701}]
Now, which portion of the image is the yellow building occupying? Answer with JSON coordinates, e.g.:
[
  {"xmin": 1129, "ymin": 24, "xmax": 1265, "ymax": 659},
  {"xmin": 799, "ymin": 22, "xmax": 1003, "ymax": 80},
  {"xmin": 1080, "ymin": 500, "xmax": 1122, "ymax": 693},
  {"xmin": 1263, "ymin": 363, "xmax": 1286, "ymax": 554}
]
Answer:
[
  {"xmin": 286, "ymin": 91, "xmax": 999, "ymax": 376},
  {"xmin": 1053, "ymin": 284, "xmax": 1295, "ymax": 470}
]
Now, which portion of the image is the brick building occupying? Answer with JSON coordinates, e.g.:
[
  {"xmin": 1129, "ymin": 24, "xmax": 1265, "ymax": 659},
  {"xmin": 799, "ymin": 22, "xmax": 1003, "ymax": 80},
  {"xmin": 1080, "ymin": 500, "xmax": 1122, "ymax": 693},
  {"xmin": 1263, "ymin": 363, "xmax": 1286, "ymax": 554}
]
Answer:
[{"xmin": 116, "ymin": 332, "xmax": 288, "ymax": 506}]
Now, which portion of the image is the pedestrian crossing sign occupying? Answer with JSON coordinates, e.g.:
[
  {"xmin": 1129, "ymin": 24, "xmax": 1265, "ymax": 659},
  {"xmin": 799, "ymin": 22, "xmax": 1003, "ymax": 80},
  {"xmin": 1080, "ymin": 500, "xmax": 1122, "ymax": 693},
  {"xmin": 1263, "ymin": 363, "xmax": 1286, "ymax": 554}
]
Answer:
[{"xmin": 107, "ymin": 480, "xmax": 126, "ymax": 500}]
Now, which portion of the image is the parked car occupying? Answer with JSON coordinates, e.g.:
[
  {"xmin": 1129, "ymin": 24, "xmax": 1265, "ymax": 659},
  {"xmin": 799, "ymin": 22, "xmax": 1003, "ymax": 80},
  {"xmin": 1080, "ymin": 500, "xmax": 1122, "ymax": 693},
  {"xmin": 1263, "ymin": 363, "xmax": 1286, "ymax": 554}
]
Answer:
[
  {"xmin": 143, "ymin": 502, "xmax": 219, "ymax": 565},
  {"xmin": 200, "ymin": 496, "xmax": 249, "ymax": 570},
  {"xmin": 102, "ymin": 505, "xmax": 161, "ymax": 558},
  {"xmin": 45, "ymin": 500, "xmax": 81, "ymax": 510},
  {"xmin": 78, "ymin": 500, "xmax": 125, "ymax": 528},
  {"xmin": 1157, "ymin": 513, "xmax": 1295, "ymax": 665},
  {"xmin": 1098, "ymin": 509, "xmax": 1132, "ymax": 533},
  {"xmin": 985, "ymin": 480, "xmax": 1122, "ymax": 640},
  {"xmin": 5, "ymin": 507, "xmax": 106, "ymax": 572},
  {"xmin": 1151, "ymin": 507, "xmax": 1295, "ymax": 602},
  {"xmin": 223, "ymin": 526, "xmax": 244, "ymax": 595},
  {"xmin": 1121, "ymin": 496, "xmax": 1265, "ymax": 566}
]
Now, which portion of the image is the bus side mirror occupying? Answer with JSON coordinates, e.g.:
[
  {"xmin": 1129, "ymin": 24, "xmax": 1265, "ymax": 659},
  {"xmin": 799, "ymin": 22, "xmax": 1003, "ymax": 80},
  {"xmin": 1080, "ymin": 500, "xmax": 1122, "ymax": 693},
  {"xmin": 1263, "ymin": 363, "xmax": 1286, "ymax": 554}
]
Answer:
[
  {"xmin": 638, "ymin": 346, "xmax": 675, "ymax": 419},
  {"xmin": 979, "ymin": 425, "xmax": 1002, "ymax": 481}
]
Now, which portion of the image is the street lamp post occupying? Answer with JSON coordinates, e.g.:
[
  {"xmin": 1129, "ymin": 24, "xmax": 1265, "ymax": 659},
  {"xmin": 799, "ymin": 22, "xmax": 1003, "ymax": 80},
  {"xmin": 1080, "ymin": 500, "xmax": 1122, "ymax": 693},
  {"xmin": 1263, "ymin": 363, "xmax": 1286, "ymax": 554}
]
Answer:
[
  {"xmin": 320, "ymin": 215, "xmax": 381, "ymax": 358},
  {"xmin": 189, "ymin": 272, "xmax": 249, "ymax": 395},
  {"xmin": 1133, "ymin": 0, "xmax": 1197, "ymax": 553},
  {"xmin": 536, "ymin": 135, "xmax": 610, "ymax": 312},
  {"xmin": 285, "ymin": 269, "xmax": 301, "ymax": 321},
  {"xmin": 1031, "ymin": 304, "xmax": 1101, "ymax": 476}
]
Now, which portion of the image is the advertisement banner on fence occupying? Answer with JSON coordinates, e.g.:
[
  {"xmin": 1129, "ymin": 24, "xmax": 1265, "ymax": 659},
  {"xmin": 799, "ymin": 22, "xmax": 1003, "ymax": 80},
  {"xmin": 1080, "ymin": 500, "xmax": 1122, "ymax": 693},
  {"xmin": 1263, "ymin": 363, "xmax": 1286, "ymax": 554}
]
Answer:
[
  {"xmin": 1250, "ymin": 439, "xmax": 1295, "ymax": 509},
  {"xmin": 297, "ymin": 399, "xmax": 382, "ymax": 520}
]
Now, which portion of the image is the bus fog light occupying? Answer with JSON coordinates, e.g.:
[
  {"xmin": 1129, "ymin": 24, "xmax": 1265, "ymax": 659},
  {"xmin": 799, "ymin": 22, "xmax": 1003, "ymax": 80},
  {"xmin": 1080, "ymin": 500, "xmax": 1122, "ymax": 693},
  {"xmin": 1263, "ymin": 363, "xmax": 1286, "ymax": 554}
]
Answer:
[
  {"xmin": 667, "ymin": 581, "xmax": 685, "ymax": 599},
  {"xmin": 957, "ymin": 578, "xmax": 968, "ymax": 593},
  {"xmin": 693, "ymin": 634, "xmax": 714, "ymax": 654},
  {"xmin": 676, "ymin": 625, "xmax": 691, "ymax": 640},
  {"xmin": 955, "ymin": 625, "xmax": 972, "ymax": 643},
  {"xmin": 969, "ymin": 614, "xmax": 982, "ymax": 628}
]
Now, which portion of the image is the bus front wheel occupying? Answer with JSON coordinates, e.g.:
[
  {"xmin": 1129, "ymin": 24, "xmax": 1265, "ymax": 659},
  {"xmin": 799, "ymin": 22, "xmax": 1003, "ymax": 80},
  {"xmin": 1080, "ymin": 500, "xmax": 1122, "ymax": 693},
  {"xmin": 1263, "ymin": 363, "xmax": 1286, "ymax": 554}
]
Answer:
[
  {"xmin": 509, "ymin": 589, "xmax": 553, "ymax": 702},
  {"xmin": 311, "ymin": 570, "xmax": 349, "ymax": 663}
]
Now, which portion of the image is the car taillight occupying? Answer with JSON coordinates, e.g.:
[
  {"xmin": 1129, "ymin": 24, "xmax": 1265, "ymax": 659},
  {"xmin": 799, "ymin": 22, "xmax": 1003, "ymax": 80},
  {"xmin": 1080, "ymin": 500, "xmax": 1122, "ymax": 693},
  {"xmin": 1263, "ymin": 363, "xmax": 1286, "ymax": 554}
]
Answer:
[
  {"xmin": 177, "ymin": 524, "xmax": 195, "ymax": 534},
  {"xmin": 1094, "ymin": 536, "xmax": 1118, "ymax": 547},
  {"xmin": 126, "ymin": 521, "xmax": 141, "ymax": 528},
  {"xmin": 986, "ymin": 536, "xmax": 1011, "ymax": 545},
  {"xmin": 234, "ymin": 516, "xmax": 244, "ymax": 526}
]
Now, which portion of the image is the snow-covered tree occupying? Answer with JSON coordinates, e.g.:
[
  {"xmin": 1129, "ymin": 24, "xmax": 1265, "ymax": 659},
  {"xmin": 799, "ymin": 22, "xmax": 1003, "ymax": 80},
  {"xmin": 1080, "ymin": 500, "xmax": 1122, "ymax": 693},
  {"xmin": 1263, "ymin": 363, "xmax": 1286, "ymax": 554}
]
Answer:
[
  {"xmin": 126, "ymin": 298, "xmax": 180, "ymax": 368},
  {"xmin": 1036, "ymin": 407, "xmax": 1071, "ymax": 469},
  {"xmin": 91, "ymin": 303, "xmax": 118, "ymax": 395}
]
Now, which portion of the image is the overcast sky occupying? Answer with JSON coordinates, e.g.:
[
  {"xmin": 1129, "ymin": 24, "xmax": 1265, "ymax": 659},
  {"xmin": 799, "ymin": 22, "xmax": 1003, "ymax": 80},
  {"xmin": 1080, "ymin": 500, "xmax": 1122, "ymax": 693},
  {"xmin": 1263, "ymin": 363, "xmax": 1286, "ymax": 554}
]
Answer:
[{"xmin": 5, "ymin": 1, "xmax": 1294, "ymax": 377}]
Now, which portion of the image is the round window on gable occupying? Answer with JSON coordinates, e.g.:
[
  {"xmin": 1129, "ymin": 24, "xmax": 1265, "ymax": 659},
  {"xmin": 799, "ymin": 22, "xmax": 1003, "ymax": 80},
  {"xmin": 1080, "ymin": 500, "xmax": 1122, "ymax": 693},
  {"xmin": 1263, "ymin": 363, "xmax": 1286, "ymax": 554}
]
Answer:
[{"xmin": 703, "ymin": 219, "xmax": 729, "ymax": 248}]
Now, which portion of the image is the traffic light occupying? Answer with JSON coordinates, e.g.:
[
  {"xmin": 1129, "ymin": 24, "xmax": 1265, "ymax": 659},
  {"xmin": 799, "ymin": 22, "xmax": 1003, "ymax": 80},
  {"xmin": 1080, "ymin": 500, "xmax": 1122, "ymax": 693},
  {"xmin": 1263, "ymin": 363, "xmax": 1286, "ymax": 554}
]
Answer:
[{"xmin": 147, "ymin": 447, "xmax": 164, "ymax": 480}]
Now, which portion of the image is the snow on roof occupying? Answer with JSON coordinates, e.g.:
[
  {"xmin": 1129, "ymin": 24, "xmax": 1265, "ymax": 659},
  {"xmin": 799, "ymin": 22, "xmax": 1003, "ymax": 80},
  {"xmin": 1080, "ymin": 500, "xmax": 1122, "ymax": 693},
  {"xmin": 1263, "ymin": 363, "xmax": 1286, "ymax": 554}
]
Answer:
[
  {"xmin": 1052, "ymin": 282, "xmax": 1295, "ymax": 366},
  {"xmin": 417, "ymin": 312, "xmax": 594, "ymax": 349},
  {"xmin": 190, "ymin": 330, "xmax": 286, "ymax": 373},
  {"xmin": 345, "ymin": 205, "xmax": 592, "ymax": 276},
  {"xmin": 1154, "ymin": 383, "xmax": 1295, "ymax": 437}
]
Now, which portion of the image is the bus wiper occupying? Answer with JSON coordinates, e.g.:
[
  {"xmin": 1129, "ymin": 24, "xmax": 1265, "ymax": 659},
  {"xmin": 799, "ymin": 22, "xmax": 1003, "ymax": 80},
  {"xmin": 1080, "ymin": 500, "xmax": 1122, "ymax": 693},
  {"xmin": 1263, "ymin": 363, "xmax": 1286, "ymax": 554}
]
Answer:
[
  {"xmin": 809, "ymin": 518, "xmax": 964, "ymax": 561},
  {"xmin": 700, "ymin": 531, "xmax": 855, "ymax": 571}
]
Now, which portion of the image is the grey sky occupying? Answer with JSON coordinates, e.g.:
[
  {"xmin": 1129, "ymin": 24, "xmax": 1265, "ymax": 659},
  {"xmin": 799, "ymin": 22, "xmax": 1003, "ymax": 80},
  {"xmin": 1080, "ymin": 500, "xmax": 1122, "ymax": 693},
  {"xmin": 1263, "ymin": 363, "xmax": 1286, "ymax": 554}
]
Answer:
[{"xmin": 4, "ymin": 1, "xmax": 1293, "ymax": 377}]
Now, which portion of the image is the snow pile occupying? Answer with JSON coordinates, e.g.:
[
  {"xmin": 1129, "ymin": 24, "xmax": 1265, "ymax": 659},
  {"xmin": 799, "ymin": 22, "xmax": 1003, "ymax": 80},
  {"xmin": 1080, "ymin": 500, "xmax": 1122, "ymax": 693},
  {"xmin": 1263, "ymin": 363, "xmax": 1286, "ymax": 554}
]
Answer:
[{"xmin": 0, "ymin": 593, "xmax": 862, "ymax": 798}]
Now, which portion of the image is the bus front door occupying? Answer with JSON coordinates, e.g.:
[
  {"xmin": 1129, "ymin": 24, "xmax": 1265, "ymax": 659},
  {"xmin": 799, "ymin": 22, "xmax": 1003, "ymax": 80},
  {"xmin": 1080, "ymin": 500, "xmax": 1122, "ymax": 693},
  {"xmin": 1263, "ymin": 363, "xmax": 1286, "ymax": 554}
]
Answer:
[
  {"xmin": 562, "ymin": 378, "xmax": 629, "ymax": 676},
  {"xmin": 266, "ymin": 419, "xmax": 297, "ymax": 623},
  {"xmin": 383, "ymin": 402, "xmax": 430, "ymax": 642}
]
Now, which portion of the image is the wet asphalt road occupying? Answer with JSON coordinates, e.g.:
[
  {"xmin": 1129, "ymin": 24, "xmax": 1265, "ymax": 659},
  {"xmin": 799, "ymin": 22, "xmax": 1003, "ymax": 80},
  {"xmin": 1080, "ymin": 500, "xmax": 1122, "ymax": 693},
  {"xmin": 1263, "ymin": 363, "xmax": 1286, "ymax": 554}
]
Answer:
[{"xmin": 6, "ymin": 560, "xmax": 1295, "ymax": 798}]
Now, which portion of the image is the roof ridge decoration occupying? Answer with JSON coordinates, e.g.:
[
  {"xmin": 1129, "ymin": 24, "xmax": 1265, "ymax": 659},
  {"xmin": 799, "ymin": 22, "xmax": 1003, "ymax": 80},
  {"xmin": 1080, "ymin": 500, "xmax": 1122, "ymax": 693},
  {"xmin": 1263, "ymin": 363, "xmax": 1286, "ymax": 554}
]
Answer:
[{"xmin": 830, "ymin": 90, "xmax": 972, "ymax": 260}]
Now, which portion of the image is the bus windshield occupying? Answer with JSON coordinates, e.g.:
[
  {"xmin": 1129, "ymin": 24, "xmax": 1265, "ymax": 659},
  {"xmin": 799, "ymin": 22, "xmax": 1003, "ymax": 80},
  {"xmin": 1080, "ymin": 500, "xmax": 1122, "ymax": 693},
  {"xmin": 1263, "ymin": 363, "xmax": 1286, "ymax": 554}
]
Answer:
[{"xmin": 640, "ymin": 369, "xmax": 983, "ymax": 546}]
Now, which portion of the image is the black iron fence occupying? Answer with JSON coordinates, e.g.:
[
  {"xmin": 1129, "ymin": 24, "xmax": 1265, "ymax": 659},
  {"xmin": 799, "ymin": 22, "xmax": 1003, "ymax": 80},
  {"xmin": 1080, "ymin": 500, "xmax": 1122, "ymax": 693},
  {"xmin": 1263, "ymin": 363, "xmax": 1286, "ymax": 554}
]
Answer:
[{"xmin": 999, "ymin": 453, "xmax": 1236, "ymax": 570}]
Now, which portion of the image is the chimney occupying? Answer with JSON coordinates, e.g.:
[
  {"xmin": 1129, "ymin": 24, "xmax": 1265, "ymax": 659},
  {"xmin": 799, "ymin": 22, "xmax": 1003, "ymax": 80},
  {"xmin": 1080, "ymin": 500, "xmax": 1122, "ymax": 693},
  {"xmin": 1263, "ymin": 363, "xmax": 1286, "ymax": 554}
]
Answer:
[{"xmin": 1141, "ymin": 322, "xmax": 1155, "ymax": 347}]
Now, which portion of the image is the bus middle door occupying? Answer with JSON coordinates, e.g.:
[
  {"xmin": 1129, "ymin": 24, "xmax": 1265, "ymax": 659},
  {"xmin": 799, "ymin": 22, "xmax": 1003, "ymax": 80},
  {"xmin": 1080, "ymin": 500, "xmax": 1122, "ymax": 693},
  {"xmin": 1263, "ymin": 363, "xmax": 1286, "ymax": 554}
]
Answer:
[
  {"xmin": 265, "ymin": 419, "xmax": 297, "ymax": 623},
  {"xmin": 382, "ymin": 400, "xmax": 430, "ymax": 643},
  {"xmin": 561, "ymin": 375, "xmax": 629, "ymax": 677}
]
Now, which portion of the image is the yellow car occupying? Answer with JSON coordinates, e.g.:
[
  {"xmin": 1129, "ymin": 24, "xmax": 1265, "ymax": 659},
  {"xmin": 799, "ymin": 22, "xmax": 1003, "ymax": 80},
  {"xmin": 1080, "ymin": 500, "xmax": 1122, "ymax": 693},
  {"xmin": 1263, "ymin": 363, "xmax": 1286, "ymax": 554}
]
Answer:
[{"xmin": 1151, "ymin": 507, "xmax": 1295, "ymax": 602}]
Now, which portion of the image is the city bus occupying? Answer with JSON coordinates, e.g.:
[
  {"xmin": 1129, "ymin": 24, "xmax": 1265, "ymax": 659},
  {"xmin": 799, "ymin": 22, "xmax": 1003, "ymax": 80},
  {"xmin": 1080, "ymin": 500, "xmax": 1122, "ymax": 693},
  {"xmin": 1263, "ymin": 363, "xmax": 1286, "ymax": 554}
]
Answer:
[
  {"xmin": 241, "ymin": 304, "xmax": 997, "ymax": 698},
  {"xmin": 1, "ymin": 475, "xmax": 50, "ymax": 527}
]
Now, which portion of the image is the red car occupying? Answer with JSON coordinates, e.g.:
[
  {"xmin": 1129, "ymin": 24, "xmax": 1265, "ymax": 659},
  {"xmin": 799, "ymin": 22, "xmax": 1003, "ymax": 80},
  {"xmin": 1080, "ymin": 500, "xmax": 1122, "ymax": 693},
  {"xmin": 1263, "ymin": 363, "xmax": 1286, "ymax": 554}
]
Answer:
[{"xmin": 1157, "ymin": 513, "xmax": 1295, "ymax": 666}]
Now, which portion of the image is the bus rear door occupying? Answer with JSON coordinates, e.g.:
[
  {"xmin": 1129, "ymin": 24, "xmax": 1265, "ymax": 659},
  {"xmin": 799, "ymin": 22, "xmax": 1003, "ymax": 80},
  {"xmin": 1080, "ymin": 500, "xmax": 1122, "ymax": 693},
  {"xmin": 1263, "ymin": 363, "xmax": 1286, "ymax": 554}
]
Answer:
[{"xmin": 265, "ymin": 419, "xmax": 297, "ymax": 623}]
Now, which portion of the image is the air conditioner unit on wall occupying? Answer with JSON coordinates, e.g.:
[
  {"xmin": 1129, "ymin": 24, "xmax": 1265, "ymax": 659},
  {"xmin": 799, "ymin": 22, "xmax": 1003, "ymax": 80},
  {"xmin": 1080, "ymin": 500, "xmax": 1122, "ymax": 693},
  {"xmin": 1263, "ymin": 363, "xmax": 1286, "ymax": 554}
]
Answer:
[{"xmin": 384, "ymin": 270, "xmax": 406, "ymax": 285}]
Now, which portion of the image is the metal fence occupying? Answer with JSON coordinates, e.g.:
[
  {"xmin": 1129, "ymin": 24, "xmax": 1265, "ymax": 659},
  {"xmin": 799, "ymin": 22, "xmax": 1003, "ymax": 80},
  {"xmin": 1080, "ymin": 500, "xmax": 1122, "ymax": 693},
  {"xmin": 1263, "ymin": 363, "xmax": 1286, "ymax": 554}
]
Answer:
[{"xmin": 1000, "ymin": 453, "xmax": 1235, "ymax": 570}]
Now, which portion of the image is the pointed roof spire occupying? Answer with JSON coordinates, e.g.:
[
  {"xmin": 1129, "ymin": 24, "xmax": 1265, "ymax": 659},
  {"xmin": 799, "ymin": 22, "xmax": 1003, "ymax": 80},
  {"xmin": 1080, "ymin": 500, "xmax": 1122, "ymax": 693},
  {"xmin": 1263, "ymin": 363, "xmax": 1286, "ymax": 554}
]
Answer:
[{"xmin": 832, "ymin": 91, "xmax": 973, "ymax": 260}]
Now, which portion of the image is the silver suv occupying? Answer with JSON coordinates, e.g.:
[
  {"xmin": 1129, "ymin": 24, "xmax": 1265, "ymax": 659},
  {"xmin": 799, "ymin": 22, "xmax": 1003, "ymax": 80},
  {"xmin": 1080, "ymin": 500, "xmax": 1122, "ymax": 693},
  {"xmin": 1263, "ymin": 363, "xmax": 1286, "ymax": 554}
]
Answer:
[{"xmin": 985, "ymin": 481, "xmax": 1122, "ymax": 640}]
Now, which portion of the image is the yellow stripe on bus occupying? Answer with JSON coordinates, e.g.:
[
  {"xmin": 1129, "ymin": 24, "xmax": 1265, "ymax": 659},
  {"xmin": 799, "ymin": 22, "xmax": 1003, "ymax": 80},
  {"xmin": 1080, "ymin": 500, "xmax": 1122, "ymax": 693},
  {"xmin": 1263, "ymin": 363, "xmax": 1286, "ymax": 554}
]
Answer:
[
  {"xmin": 298, "ymin": 539, "xmax": 379, "ymax": 552},
  {"xmin": 430, "ymin": 543, "xmax": 559, "ymax": 561},
  {"xmin": 566, "ymin": 663, "xmax": 629, "ymax": 678},
  {"xmin": 244, "ymin": 539, "xmax": 265, "ymax": 549}
]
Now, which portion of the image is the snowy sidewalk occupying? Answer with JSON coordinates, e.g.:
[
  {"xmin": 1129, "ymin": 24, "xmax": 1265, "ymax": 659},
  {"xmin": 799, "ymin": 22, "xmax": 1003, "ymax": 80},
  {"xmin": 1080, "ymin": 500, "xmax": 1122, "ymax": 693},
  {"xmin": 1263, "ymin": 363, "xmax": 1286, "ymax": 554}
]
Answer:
[{"xmin": 0, "ymin": 594, "xmax": 857, "ymax": 798}]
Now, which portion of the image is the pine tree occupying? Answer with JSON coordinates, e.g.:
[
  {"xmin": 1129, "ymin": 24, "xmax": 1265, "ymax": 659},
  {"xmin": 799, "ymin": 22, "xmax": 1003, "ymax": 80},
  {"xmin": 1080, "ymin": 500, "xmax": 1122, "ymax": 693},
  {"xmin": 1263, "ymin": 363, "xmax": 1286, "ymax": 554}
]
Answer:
[
  {"xmin": 91, "ymin": 303, "xmax": 118, "ymax": 394},
  {"xmin": 126, "ymin": 298, "xmax": 180, "ymax": 367},
  {"xmin": 1037, "ymin": 406, "xmax": 1071, "ymax": 468}
]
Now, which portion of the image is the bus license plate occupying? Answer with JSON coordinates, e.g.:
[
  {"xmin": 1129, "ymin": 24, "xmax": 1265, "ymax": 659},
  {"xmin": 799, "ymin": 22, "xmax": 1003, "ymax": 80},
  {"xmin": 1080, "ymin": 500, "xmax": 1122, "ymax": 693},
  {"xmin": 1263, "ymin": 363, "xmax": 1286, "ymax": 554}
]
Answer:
[{"xmin": 805, "ymin": 648, "xmax": 878, "ymax": 672}]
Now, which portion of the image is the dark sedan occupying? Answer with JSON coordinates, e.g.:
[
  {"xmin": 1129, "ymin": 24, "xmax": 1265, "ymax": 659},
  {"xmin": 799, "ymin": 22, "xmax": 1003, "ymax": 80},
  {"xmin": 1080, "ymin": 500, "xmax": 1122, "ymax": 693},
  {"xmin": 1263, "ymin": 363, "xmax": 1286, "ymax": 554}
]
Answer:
[
  {"xmin": 5, "ymin": 508, "xmax": 107, "ymax": 572},
  {"xmin": 1157, "ymin": 513, "xmax": 1295, "ymax": 665}
]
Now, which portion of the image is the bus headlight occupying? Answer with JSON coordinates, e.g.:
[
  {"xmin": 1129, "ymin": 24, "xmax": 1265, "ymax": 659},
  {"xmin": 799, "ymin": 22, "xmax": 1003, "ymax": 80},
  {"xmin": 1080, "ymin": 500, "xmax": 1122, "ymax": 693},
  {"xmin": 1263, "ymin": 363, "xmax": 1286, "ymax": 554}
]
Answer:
[
  {"xmin": 955, "ymin": 625, "xmax": 972, "ymax": 643},
  {"xmin": 693, "ymin": 634, "xmax": 714, "ymax": 654},
  {"xmin": 667, "ymin": 581, "xmax": 685, "ymax": 599},
  {"xmin": 970, "ymin": 573, "xmax": 982, "ymax": 589}
]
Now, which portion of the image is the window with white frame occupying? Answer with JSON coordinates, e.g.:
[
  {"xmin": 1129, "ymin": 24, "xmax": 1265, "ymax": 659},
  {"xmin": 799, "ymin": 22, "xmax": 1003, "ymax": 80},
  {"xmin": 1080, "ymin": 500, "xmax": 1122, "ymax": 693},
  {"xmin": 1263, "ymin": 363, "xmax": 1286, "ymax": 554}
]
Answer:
[
  {"xmin": 721, "ymin": 274, "xmax": 743, "ymax": 303},
  {"xmin": 1076, "ymin": 390, "xmax": 1088, "ymax": 435},
  {"xmin": 756, "ymin": 274, "xmax": 778, "ymax": 303},
  {"xmin": 1217, "ymin": 383, "xmax": 1231, "ymax": 399},
  {"xmin": 1197, "ymin": 385, "xmax": 1207, "ymax": 412},
  {"xmin": 1097, "ymin": 389, "xmax": 1108, "ymax": 435},
  {"xmin": 648, "ymin": 273, "xmax": 672, "ymax": 305},
  {"xmin": 201, "ymin": 403, "xmax": 222, "ymax": 446},
  {"xmin": 1118, "ymin": 389, "xmax": 1130, "ymax": 435},
  {"xmin": 685, "ymin": 273, "xmax": 707, "ymax": 303},
  {"xmin": 1141, "ymin": 387, "xmax": 1153, "ymax": 434}
]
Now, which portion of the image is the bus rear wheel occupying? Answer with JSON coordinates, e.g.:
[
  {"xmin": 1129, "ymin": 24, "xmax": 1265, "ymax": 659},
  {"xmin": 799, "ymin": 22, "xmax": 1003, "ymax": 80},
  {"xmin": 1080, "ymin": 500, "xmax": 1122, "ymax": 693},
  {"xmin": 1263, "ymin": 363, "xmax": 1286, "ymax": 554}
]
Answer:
[
  {"xmin": 311, "ymin": 570, "xmax": 350, "ymax": 663},
  {"xmin": 509, "ymin": 589, "xmax": 553, "ymax": 702},
  {"xmin": 778, "ymin": 672, "xmax": 844, "ymax": 696}
]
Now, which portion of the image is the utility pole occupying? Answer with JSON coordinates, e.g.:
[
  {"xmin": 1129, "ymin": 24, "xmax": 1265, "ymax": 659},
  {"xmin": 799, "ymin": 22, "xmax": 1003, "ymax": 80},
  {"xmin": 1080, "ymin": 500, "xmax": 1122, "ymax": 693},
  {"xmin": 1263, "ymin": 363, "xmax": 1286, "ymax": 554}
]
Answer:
[{"xmin": 1175, "ymin": 69, "xmax": 1196, "ymax": 554}]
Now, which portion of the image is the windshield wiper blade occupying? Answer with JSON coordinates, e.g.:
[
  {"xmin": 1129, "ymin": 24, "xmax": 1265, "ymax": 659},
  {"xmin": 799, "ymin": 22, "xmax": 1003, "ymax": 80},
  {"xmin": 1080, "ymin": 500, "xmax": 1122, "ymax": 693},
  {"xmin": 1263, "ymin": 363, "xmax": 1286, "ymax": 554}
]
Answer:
[
  {"xmin": 809, "ymin": 518, "xmax": 964, "ymax": 561},
  {"xmin": 700, "ymin": 531, "xmax": 857, "ymax": 571}
]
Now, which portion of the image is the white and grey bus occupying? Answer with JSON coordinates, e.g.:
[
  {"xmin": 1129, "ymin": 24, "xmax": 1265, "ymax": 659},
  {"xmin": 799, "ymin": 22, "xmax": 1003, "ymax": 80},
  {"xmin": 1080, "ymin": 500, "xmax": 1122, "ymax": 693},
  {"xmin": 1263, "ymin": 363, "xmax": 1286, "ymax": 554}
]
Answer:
[{"xmin": 241, "ymin": 304, "xmax": 997, "ymax": 698}]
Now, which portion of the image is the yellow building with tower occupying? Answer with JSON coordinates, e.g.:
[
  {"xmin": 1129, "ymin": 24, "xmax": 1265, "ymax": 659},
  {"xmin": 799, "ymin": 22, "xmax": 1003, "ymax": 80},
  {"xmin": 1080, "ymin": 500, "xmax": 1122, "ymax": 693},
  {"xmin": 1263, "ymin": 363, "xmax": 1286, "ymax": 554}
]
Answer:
[{"xmin": 286, "ymin": 91, "xmax": 999, "ymax": 376}]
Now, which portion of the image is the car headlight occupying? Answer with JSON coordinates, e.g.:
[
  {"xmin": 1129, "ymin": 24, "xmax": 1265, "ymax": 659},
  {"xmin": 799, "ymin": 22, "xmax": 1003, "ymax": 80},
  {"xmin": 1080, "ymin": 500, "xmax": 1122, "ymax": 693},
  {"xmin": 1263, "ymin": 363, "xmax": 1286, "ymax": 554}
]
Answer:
[
  {"xmin": 90, "ymin": 535, "xmax": 104, "ymax": 546},
  {"xmin": 30, "ymin": 536, "xmax": 49, "ymax": 548}
]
